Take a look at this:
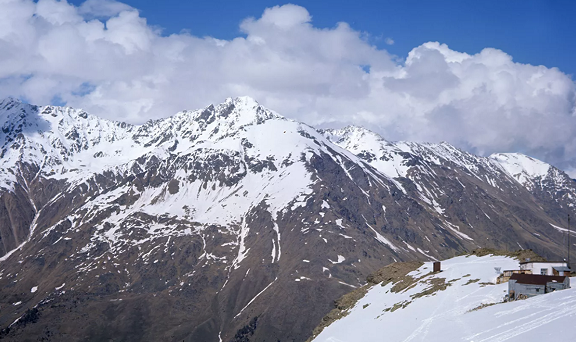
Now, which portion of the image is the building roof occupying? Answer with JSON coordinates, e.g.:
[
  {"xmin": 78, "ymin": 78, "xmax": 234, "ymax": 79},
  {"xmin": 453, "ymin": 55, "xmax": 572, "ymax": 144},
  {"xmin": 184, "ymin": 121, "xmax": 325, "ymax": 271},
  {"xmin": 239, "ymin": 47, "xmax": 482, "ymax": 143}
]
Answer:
[
  {"xmin": 519, "ymin": 261, "xmax": 567, "ymax": 265},
  {"xmin": 509, "ymin": 273, "xmax": 567, "ymax": 285},
  {"xmin": 553, "ymin": 266, "xmax": 571, "ymax": 272}
]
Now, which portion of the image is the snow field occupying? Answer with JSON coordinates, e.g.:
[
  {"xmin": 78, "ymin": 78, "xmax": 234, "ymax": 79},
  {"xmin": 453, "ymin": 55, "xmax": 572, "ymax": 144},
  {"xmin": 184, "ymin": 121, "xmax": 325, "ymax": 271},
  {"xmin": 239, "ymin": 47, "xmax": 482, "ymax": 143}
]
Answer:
[{"xmin": 314, "ymin": 255, "xmax": 576, "ymax": 342}]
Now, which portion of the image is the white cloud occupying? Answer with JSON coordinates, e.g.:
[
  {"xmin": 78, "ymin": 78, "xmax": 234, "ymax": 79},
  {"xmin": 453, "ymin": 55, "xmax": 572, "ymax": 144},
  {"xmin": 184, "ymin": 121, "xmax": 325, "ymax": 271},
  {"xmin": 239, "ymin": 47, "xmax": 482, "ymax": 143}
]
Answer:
[
  {"xmin": 385, "ymin": 37, "xmax": 394, "ymax": 45},
  {"xmin": 1, "ymin": 1, "xmax": 576, "ymax": 175}
]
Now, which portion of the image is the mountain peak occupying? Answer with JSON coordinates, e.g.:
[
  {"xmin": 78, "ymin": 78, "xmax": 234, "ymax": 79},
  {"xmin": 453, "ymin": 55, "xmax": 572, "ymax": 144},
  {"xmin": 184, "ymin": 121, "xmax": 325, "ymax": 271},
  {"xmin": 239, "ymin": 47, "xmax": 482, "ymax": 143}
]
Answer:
[
  {"xmin": 0, "ymin": 97, "xmax": 31, "ymax": 115},
  {"xmin": 322, "ymin": 125, "xmax": 387, "ymax": 145},
  {"xmin": 188, "ymin": 96, "xmax": 284, "ymax": 127},
  {"xmin": 226, "ymin": 95, "xmax": 260, "ymax": 107},
  {"xmin": 0, "ymin": 96, "xmax": 21, "ymax": 107},
  {"xmin": 332, "ymin": 125, "xmax": 382, "ymax": 136},
  {"xmin": 490, "ymin": 152, "xmax": 552, "ymax": 185}
]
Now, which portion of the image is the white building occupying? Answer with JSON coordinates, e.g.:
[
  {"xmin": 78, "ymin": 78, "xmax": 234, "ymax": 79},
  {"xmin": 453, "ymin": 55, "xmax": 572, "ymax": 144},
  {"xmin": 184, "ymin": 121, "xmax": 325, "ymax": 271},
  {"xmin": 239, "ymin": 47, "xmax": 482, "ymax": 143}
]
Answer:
[{"xmin": 519, "ymin": 260, "xmax": 568, "ymax": 275}]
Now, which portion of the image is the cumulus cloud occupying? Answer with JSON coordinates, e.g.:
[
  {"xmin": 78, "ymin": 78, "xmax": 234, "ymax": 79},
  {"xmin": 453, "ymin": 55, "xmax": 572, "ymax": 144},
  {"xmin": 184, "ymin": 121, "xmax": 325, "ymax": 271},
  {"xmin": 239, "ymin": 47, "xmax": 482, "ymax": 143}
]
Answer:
[
  {"xmin": 1, "ymin": 0, "xmax": 576, "ymax": 175},
  {"xmin": 385, "ymin": 37, "xmax": 394, "ymax": 45}
]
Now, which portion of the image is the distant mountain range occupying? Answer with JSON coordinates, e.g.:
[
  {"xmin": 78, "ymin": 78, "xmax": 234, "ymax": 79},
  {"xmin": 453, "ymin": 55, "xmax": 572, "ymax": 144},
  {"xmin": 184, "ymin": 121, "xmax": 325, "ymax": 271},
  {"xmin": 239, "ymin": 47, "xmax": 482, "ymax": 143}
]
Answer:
[{"xmin": 0, "ymin": 97, "xmax": 574, "ymax": 341}]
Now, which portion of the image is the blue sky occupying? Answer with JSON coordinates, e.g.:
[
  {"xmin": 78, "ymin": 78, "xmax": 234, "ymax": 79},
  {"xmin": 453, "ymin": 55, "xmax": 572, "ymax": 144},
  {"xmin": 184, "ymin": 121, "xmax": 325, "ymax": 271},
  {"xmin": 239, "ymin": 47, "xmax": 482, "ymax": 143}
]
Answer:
[{"xmin": 68, "ymin": 0, "xmax": 576, "ymax": 77}]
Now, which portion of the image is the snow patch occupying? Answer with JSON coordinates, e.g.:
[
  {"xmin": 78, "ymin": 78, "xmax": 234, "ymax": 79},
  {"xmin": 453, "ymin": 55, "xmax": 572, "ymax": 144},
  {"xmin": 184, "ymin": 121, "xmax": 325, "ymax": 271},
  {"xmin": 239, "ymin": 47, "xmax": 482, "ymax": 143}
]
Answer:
[{"xmin": 329, "ymin": 255, "xmax": 346, "ymax": 264}]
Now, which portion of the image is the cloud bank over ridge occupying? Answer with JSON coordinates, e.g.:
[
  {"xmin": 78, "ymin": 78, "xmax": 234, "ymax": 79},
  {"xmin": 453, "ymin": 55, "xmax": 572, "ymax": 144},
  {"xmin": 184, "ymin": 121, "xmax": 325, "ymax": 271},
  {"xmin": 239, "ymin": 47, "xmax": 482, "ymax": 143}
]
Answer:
[{"xmin": 1, "ymin": 0, "xmax": 576, "ymax": 174}]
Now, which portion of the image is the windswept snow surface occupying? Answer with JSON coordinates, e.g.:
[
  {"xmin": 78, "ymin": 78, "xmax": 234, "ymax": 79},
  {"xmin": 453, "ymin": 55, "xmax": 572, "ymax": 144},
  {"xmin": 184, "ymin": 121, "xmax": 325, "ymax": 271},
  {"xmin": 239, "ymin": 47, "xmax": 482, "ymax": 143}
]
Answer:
[
  {"xmin": 491, "ymin": 153, "xmax": 575, "ymax": 195},
  {"xmin": 323, "ymin": 126, "xmax": 505, "ymax": 181},
  {"xmin": 491, "ymin": 153, "xmax": 550, "ymax": 185},
  {"xmin": 321, "ymin": 127, "xmax": 520, "ymax": 216},
  {"xmin": 322, "ymin": 126, "xmax": 410, "ymax": 179},
  {"xmin": 314, "ymin": 255, "xmax": 576, "ymax": 342},
  {"xmin": 321, "ymin": 129, "xmax": 568, "ymax": 198}
]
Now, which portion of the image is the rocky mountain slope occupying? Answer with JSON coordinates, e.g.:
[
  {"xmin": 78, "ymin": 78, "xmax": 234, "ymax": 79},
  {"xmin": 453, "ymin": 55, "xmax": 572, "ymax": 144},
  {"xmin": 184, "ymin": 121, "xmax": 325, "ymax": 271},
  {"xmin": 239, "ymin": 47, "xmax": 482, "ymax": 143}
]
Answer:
[
  {"xmin": 0, "ymin": 97, "xmax": 574, "ymax": 341},
  {"xmin": 312, "ymin": 254, "xmax": 576, "ymax": 342}
]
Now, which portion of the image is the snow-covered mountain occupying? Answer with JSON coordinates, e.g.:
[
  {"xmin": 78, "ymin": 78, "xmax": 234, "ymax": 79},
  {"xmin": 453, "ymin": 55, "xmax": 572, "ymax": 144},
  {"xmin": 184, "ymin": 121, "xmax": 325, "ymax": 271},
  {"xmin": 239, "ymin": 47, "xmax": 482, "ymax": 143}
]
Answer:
[
  {"xmin": 312, "ymin": 254, "xmax": 576, "ymax": 342},
  {"xmin": 323, "ymin": 125, "xmax": 575, "ymax": 207},
  {"xmin": 0, "ymin": 97, "xmax": 575, "ymax": 341}
]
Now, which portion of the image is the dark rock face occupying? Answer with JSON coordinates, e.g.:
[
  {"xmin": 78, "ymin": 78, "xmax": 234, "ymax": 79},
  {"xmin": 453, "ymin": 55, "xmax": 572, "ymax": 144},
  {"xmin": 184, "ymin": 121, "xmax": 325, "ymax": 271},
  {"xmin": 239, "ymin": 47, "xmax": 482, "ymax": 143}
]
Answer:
[
  {"xmin": 0, "ymin": 185, "xmax": 35, "ymax": 255},
  {"xmin": 0, "ymin": 98, "xmax": 575, "ymax": 341}
]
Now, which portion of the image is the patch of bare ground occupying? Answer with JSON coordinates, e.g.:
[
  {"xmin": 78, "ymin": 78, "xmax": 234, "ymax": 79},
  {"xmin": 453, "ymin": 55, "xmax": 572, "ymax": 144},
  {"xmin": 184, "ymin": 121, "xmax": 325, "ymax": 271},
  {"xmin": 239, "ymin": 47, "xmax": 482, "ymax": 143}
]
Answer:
[
  {"xmin": 463, "ymin": 278, "xmax": 480, "ymax": 285},
  {"xmin": 478, "ymin": 282, "xmax": 495, "ymax": 287},
  {"xmin": 469, "ymin": 248, "xmax": 546, "ymax": 262},
  {"xmin": 467, "ymin": 302, "xmax": 498, "ymax": 312},
  {"xmin": 410, "ymin": 277, "xmax": 451, "ymax": 300},
  {"xmin": 377, "ymin": 277, "xmax": 452, "ymax": 318},
  {"xmin": 366, "ymin": 261, "xmax": 425, "ymax": 287}
]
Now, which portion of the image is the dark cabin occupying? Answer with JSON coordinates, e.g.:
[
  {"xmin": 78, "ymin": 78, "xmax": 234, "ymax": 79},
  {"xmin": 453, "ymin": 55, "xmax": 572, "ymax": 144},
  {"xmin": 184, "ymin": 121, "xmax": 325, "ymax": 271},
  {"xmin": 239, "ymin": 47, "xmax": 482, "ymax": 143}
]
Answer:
[
  {"xmin": 552, "ymin": 266, "xmax": 572, "ymax": 277},
  {"xmin": 508, "ymin": 274, "xmax": 570, "ymax": 300}
]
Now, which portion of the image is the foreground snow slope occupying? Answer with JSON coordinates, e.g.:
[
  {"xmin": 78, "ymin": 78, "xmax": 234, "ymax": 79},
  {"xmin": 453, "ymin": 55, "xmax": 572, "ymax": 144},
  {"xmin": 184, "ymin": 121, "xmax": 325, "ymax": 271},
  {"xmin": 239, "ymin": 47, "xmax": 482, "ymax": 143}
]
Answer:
[{"xmin": 314, "ymin": 255, "xmax": 576, "ymax": 342}]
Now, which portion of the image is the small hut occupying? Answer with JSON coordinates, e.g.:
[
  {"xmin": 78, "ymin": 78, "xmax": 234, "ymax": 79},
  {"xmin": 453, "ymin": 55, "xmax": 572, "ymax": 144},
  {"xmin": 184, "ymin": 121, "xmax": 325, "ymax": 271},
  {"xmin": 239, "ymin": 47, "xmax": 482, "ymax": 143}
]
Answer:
[
  {"xmin": 552, "ymin": 266, "xmax": 571, "ymax": 277},
  {"xmin": 508, "ymin": 274, "xmax": 570, "ymax": 300}
]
